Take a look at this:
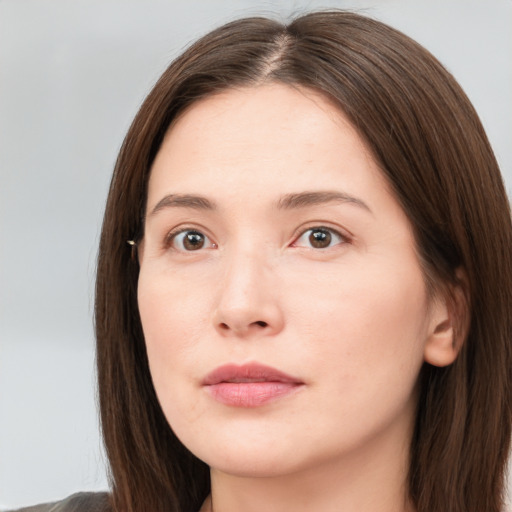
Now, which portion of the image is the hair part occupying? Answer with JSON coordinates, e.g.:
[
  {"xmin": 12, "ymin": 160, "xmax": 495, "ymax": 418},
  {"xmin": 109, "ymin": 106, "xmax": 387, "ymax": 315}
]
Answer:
[{"xmin": 96, "ymin": 10, "xmax": 512, "ymax": 512}]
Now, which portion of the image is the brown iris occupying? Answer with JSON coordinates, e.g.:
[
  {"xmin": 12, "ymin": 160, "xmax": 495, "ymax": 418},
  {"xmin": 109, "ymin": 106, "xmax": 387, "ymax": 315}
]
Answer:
[
  {"xmin": 182, "ymin": 231, "xmax": 205, "ymax": 250},
  {"xmin": 309, "ymin": 228, "xmax": 332, "ymax": 249}
]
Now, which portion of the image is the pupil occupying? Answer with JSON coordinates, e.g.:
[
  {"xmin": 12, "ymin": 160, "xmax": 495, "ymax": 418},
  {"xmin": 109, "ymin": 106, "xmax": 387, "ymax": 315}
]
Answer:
[
  {"xmin": 184, "ymin": 231, "xmax": 204, "ymax": 250},
  {"xmin": 309, "ymin": 229, "xmax": 331, "ymax": 248}
]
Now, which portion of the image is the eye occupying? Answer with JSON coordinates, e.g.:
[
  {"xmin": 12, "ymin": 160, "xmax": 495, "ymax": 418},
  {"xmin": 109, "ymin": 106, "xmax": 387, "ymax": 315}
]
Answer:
[
  {"xmin": 167, "ymin": 229, "xmax": 216, "ymax": 252},
  {"xmin": 293, "ymin": 227, "xmax": 347, "ymax": 249}
]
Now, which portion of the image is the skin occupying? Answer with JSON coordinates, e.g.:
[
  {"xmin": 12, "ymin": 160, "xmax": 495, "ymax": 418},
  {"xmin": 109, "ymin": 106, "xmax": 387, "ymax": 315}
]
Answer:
[{"xmin": 137, "ymin": 84, "xmax": 458, "ymax": 512}]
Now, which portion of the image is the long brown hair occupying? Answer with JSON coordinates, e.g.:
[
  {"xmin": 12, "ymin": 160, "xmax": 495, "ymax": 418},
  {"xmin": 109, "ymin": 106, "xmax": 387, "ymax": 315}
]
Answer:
[{"xmin": 95, "ymin": 11, "xmax": 512, "ymax": 512}]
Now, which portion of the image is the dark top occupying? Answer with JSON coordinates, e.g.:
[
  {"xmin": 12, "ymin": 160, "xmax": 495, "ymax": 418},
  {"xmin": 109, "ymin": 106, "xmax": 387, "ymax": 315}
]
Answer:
[{"xmin": 9, "ymin": 492, "xmax": 111, "ymax": 512}]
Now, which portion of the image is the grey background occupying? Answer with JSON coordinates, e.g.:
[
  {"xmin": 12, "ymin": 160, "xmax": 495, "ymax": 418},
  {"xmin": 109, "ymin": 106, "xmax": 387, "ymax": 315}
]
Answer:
[{"xmin": 1, "ymin": 0, "xmax": 511, "ymax": 508}]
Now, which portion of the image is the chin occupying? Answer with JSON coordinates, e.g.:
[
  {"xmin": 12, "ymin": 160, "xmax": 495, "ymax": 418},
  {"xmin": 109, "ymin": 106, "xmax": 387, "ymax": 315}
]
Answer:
[
  {"xmin": 177, "ymin": 424, "xmax": 310, "ymax": 477},
  {"xmin": 203, "ymin": 447, "xmax": 306, "ymax": 479}
]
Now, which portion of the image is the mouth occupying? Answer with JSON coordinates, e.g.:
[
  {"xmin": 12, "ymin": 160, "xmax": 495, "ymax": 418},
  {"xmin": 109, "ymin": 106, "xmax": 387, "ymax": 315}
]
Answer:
[{"xmin": 202, "ymin": 363, "xmax": 304, "ymax": 407}]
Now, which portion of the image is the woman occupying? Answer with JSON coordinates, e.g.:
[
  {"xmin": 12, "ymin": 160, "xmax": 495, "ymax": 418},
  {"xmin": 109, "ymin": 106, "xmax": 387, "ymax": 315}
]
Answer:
[{"xmin": 17, "ymin": 9, "xmax": 512, "ymax": 512}]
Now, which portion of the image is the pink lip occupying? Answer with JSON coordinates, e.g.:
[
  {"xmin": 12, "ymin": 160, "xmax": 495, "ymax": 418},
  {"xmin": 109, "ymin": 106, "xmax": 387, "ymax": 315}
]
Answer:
[{"xmin": 202, "ymin": 363, "xmax": 304, "ymax": 407}]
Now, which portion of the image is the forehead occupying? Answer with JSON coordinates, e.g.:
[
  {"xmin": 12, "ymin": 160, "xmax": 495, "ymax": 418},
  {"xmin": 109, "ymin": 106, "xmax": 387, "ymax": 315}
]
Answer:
[
  {"xmin": 147, "ymin": 84, "xmax": 387, "ymax": 203},
  {"xmin": 162, "ymin": 84, "xmax": 362, "ymax": 154},
  {"xmin": 167, "ymin": 83, "xmax": 348, "ymax": 139}
]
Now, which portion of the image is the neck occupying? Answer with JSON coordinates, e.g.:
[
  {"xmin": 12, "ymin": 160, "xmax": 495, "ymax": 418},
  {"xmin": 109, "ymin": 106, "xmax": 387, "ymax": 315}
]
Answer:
[{"xmin": 206, "ymin": 417, "xmax": 416, "ymax": 512}]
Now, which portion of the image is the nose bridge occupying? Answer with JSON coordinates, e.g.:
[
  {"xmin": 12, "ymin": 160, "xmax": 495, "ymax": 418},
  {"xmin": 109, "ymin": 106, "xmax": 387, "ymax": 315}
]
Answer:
[
  {"xmin": 226, "ymin": 240, "xmax": 265, "ymax": 289},
  {"xmin": 213, "ymin": 241, "xmax": 283, "ymax": 336}
]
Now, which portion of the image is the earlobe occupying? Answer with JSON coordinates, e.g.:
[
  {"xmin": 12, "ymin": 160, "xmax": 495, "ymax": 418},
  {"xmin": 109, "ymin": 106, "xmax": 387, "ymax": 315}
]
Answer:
[
  {"xmin": 423, "ymin": 272, "xmax": 469, "ymax": 368},
  {"xmin": 423, "ymin": 313, "xmax": 458, "ymax": 367}
]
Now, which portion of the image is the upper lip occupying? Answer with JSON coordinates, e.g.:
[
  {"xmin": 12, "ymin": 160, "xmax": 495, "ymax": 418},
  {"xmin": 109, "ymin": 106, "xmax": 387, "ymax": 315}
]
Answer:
[{"xmin": 202, "ymin": 363, "xmax": 303, "ymax": 385}]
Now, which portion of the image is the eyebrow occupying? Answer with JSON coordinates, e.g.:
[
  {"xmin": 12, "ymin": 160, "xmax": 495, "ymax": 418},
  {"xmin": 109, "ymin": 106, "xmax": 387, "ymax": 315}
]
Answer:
[
  {"xmin": 150, "ymin": 194, "xmax": 217, "ymax": 216},
  {"xmin": 276, "ymin": 190, "xmax": 372, "ymax": 213},
  {"xmin": 149, "ymin": 190, "xmax": 372, "ymax": 217}
]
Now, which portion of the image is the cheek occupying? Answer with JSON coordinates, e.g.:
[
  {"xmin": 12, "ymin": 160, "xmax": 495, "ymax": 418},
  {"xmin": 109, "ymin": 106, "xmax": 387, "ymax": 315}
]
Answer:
[
  {"xmin": 137, "ymin": 267, "xmax": 211, "ymax": 403},
  {"xmin": 277, "ymin": 272, "xmax": 427, "ymax": 454},
  {"xmin": 284, "ymin": 256, "xmax": 429, "ymax": 397}
]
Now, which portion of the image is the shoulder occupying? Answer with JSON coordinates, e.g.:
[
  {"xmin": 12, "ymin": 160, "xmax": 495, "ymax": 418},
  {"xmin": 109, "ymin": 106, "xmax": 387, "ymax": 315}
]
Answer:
[{"xmin": 9, "ymin": 492, "xmax": 111, "ymax": 512}]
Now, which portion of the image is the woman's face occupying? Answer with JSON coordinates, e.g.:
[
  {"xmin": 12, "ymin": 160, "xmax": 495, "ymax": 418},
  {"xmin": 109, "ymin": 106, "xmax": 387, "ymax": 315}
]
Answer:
[{"xmin": 138, "ymin": 84, "xmax": 448, "ymax": 478}]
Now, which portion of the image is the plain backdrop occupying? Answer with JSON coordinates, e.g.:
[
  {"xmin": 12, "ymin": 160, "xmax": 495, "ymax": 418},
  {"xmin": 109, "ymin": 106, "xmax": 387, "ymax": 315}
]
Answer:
[{"xmin": 1, "ymin": 0, "xmax": 511, "ymax": 508}]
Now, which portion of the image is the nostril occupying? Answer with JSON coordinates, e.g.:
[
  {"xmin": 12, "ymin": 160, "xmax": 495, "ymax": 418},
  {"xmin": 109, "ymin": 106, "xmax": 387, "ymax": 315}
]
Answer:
[{"xmin": 217, "ymin": 320, "xmax": 268, "ymax": 332}]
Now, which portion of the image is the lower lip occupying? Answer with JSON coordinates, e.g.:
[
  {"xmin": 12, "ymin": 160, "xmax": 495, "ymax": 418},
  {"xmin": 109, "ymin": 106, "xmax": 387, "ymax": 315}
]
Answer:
[{"xmin": 205, "ymin": 382, "xmax": 303, "ymax": 407}]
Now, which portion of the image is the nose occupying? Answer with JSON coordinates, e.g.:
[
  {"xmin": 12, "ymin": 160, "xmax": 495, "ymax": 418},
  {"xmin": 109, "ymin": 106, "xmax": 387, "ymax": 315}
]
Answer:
[{"xmin": 213, "ymin": 250, "xmax": 284, "ymax": 338}]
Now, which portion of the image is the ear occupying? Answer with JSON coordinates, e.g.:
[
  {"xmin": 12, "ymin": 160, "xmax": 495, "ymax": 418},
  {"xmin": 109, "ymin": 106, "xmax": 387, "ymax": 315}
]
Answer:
[{"xmin": 423, "ymin": 270, "xmax": 470, "ymax": 368}]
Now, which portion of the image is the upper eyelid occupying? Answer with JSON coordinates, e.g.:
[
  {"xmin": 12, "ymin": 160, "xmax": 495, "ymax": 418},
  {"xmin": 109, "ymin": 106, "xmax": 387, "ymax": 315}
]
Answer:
[
  {"xmin": 297, "ymin": 226, "xmax": 345, "ymax": 238},
  {"xmin": 291, "ymin": 223, "xmax": 352, "ymax": 243},
  {"xmin": 165, "ymin": 224, "xmax": 214, "ymax": 241}
]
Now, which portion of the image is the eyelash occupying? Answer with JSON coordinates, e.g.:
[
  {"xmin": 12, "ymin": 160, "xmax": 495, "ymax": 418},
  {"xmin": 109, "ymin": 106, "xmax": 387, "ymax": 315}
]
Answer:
[{"xmin": 164, "ymin": 225, "xmax": 350, "ymax": 252}]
